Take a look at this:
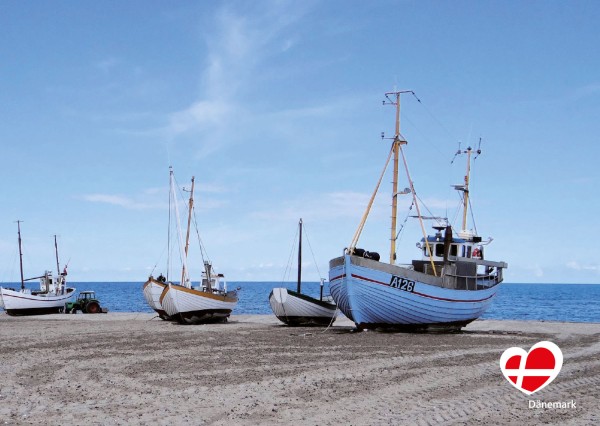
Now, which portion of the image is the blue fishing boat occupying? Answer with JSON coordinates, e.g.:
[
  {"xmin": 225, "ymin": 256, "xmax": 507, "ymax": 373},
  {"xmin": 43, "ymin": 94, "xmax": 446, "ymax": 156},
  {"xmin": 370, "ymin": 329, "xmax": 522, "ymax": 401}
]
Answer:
[{"xmin": 329, "ymin": 91, "xmax": 507, "ymax": 331}]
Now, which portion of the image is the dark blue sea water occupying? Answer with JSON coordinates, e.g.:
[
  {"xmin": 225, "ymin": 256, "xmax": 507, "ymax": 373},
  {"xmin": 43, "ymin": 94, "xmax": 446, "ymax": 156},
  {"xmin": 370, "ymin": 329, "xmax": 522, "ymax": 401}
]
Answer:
[{"xmin": 3, "ymin": 282, "xmax": 599, "ymax": 323}]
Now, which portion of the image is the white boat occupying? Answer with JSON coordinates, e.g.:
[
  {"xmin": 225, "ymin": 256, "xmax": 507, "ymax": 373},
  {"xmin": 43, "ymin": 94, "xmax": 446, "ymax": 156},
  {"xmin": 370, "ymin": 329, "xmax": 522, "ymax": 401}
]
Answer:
[
  {"xmin": 142, "ymin": 276, "xmax": 170, "ymax": 320},
  {"xmin": 1, "ymin": 223, "xmax": 75, "ymax": 316},
  {"xmin": 144, "ymin": 168, "xmax": 238, "ymax": 324},
  {"xmin": 329, "ymin": 91, "xmax": 507, "ymax": 331},
  {"xmin": 161, "ymin": 261, "xmax": 238, "ymax": 324},
  {"xmin": 269, "ymin": 219, "xmax": 337, "ymax": 326}
]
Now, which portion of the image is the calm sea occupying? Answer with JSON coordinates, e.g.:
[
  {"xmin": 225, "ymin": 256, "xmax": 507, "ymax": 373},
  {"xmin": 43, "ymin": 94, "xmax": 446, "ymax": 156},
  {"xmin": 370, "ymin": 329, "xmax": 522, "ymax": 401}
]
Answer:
[{"xmin": 3, "ymin": 282, "xmax": 599, "ymax": 323}]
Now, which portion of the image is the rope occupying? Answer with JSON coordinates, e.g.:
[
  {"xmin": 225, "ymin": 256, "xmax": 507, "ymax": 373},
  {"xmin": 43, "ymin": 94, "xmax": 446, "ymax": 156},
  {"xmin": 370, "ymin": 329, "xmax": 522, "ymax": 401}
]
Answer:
[{"xmin": 320, "ymin": 306, "xmax": 340, "ymax": 333}]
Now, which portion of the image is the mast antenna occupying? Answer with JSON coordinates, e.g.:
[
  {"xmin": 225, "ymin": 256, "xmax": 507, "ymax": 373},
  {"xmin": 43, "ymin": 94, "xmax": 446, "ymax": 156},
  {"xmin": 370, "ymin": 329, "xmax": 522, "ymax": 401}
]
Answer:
[
  {"xmin": 451, "ymin": 139, "xmax": 483, "ymax": 231},
  {"xmin": 474, "ymin": 137, "xmax": 483, "ymax": 160}
]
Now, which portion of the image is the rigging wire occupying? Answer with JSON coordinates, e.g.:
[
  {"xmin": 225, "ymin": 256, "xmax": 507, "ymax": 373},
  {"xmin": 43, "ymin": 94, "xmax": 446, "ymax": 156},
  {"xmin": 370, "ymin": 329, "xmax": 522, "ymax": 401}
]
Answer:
[
  {"xmin": 301, "ymin": 222, "xmax": 323, "ymax": 281},
  {"xmin": 167, "ymin": 171, "xmax": 172, "ymax": 281},
  {"xmin": 412, "ymin": 92, "xmax": 458, "ymax": 142},
  {"xmin": 281, "ymin": 225, "xmax": 299, "ymax": 285},
  {"xmin": 450, "ymin": 192, "xmax": 463, "ymax": 229},
  {"xmin": 401, "ymin": 113, "xmax": 447, "ymax": 158},
  {"xmin": 192, "ymin": 206, "xmax": 210, "ymax": 267},
  {"xmin": 395, "ymin": 200, "xmax": 414, "ymax": 242},
  {"xmin": 468, "ymin": 196, "xmax": 478, "ymax": 234},
  {"xmin": 171, "ymin": 172, "xmax": 195, "ymax": 284},
  {"xmin": 150, "ymin": 241, "xmax": 169, "ymax": 278},
  {"xmin": 414, "ymin": 193, "xmax": 446, "ymax": 228}
]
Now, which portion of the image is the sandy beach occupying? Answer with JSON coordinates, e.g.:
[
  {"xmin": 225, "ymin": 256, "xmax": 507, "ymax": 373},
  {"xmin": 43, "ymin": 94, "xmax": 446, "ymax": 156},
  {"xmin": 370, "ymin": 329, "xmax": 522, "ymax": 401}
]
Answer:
[{"xmin": 0, "ymin": 313, "xmax": 598, "ymax": 425}]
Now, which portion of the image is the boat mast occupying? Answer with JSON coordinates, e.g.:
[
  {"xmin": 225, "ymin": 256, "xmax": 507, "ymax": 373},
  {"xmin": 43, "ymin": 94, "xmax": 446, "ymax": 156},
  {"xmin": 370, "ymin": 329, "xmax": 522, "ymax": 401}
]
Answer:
[
  {"xmin": 389, "ymin": 93, "xmax": 401, "ymax": 264},
  {"xmin": 181, "ymin": 176, "xmax": 195, "ymax": 288},
  {"xmin": 385, "ymin": 91, "xmax": 437, "ymax": 276},
  {"xmin": 167, "ymin": 167, "xmax": 173, "ymax": 281},
  {"xmin": 461, "ymin": 147, "xmax": 472, "ymax": 231},
  {"xmin": 16, "ymin": 220, "xmax": 25, "ymax": 290},
  {"xmin": 171, "ymin": 171, "xmax": 189, "ymax": 286},
  {"xmin": 297, "ymin": 218, "xmax": 302, "ymax": 293},
  {"xmin": 54, "ymin": 235, "xmax": 60, "ymax": 277},
  {"xmin": 452, "ymin": 140, "xmax": 481, "ymax": 232}
]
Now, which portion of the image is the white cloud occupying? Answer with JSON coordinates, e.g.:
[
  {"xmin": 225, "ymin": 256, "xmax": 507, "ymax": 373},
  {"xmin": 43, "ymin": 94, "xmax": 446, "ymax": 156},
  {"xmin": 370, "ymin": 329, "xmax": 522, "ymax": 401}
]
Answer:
[
  {"xmin": 164, "ymin": 2, "xmax": 310, "ymax": 155},
  {"xmin": 81, "ymin": 194, "xmax": 165, "ymax": 210},
  {"xmin": 81, "ymin": 191, "xmax": 226, "ymax": 212},
  {"xmin": 566, "ymin": 261, "xmax": 600, "ymax": 273},
  {"xmin": 166, "ymin": 100, "xmax": 231, "ymax": 137}
]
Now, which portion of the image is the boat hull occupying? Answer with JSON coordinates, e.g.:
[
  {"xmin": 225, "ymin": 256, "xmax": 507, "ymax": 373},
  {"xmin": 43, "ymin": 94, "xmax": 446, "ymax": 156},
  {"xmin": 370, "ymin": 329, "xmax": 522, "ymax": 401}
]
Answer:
[
  {"xmin": 142, "ymin": 278, "xmax": 172, "ymax": 320},
  {"xmin": 269, "ymin": 288, "xmax": 337, "ymax": 326},
  {"xmin": 160, "ymin": 284, "xmax": 238, "ymax": 325},
  {"xmin": 329, "ymin": 255, "xmax": 500, "ymax": 331},
  {"xmin": 0, "ymin": 287, "xmax": 76, "ymax": 316}
]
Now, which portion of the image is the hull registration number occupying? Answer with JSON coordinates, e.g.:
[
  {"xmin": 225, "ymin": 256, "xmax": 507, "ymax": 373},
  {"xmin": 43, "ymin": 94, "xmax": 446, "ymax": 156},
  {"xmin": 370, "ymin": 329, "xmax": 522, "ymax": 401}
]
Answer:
[{"xmin": 389, "ymin": 276, "xmax": 415, "ymax": 292}]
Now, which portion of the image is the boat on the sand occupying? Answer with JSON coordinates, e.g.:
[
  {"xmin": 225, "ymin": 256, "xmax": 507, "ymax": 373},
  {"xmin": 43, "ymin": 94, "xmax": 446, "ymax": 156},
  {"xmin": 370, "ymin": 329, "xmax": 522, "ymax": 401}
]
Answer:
[
  {"xmin": 329, "ymin": 91, "xmax": 507, "ymax": 332},
  {"xmin": 1, "ymin": 222, "xmax": 75, "ymax": 316},
  {"xmin": 269, "ymin": 219, "xmax": 337, "ymax": 326}
]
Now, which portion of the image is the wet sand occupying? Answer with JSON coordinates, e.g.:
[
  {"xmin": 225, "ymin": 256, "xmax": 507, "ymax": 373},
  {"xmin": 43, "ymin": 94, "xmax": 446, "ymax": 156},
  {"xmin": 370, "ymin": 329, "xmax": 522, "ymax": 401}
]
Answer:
[{"xmin": 0, "ymin": 313, "xmax": 598, "ymax": 425}]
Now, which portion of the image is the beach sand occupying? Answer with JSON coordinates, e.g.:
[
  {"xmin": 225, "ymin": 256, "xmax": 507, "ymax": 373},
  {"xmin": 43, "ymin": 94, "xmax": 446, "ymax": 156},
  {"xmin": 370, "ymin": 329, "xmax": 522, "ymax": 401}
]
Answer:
[{"xmin": 0, "ymin": 313, "xmax": 598, "ymax": 425}]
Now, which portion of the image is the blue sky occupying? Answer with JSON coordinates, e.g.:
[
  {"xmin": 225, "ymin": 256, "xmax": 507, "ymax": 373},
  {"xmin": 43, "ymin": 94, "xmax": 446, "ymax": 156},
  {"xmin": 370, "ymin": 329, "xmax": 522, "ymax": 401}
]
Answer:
[{"xmin": 1, "ymin": 0, "xmax": 599, "ymax": 283}]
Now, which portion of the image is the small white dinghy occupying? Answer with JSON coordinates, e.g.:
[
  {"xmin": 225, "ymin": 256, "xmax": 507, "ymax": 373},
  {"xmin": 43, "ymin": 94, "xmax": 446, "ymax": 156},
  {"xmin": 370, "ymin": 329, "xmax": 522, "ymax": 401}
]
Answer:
[{"xmin": 269, "ymin": 219, "xmax": 336, "ymax": 326}]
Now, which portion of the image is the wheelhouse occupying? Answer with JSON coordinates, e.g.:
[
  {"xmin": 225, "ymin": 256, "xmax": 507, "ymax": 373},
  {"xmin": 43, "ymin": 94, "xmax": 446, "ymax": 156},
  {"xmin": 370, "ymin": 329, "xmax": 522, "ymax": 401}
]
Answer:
[{"xmin": 418, "ymin": 231, "xmax": 484, "ymax": 262}]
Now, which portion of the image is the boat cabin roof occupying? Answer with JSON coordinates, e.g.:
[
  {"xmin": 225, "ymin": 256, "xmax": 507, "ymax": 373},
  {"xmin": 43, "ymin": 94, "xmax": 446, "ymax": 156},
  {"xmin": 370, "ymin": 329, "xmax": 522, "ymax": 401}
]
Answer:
[{"xmin": 423, "ymin": 236, "xmax": 467, "ymax": 243}]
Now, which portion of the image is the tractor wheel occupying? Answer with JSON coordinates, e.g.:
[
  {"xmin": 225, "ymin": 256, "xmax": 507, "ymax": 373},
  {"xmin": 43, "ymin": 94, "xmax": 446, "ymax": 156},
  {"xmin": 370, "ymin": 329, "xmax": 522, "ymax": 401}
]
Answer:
[{"xmin": 85, "ymin": 301, "xmax": 101, "ymax": 314}]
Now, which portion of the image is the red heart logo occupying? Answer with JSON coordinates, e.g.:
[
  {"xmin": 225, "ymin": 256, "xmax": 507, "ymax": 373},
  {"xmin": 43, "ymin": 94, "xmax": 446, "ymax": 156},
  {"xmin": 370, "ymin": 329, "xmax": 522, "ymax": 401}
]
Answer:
[{"xmin": 500, "ymin": 341, "xmax": 563, "ymax": 395}]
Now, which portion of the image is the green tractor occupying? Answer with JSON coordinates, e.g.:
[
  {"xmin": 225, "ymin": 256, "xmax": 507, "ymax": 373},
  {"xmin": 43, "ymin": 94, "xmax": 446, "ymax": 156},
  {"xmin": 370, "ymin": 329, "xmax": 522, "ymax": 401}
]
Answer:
[{"xmin": 65, "ymin": 291, "xmax": 108, "ymax": 314}]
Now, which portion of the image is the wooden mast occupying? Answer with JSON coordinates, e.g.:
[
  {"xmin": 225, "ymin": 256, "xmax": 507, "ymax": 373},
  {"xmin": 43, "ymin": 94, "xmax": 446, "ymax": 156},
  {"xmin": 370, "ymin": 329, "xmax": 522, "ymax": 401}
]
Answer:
[
  {"xmin": 16, "ymin": 221, "xmax": 25, "ymax": 290},
  {"xmin": 385, "ymin": 91, "xmax": 437, "ymax": 276},
  {"xmin": 389, "ymin": 92, "xmax": 400, "ymax": 264},
  {"xmin": 461, "ymin": 147, "xmax": 472, "ymax": 231},
  {"xmin": 297, "ymin": 218, "xmax": 302, "ymax": 293},
  {"xmin": 181, "ymin": 176, "xmax": 195, "ymax": 288}
]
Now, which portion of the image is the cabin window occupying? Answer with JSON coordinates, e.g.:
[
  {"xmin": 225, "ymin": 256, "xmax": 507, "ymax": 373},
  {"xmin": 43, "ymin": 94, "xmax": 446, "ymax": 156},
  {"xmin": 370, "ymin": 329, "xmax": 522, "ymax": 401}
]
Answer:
[
  {"xmin": 450, "ymin": 244, "xmax": 458, "ymax": 257},
  {"xmin": 423, "ymin": 245, "xmax": 434, "ymax": 257},
  {"xmin": 466, "ymin": 246, "xmax": 472, "ymax": 258},
  {"xmin": 435, "ymin": 244, "xmax": 444, "ymax": 257}
]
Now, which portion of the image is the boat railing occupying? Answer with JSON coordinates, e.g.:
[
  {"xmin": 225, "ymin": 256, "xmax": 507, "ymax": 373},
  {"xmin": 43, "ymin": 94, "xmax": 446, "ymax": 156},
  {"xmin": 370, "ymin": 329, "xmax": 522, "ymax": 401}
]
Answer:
[{"xmin": 442, "ymin": 271, "xmax": 500, "ymax": 290}]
